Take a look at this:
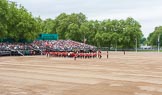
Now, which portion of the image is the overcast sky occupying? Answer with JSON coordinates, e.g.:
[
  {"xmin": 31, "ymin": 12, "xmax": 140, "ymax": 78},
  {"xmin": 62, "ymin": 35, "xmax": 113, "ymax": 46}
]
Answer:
[{"xmin": 10, "ymin": 0, "xmax": 162, "ymax": 38}]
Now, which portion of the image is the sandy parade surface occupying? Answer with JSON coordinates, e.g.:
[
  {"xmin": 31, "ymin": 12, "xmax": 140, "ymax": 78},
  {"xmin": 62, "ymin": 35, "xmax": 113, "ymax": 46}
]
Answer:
[{"xmin": 0, "ymin": 51, "xmax": 162, "ymax": 95}]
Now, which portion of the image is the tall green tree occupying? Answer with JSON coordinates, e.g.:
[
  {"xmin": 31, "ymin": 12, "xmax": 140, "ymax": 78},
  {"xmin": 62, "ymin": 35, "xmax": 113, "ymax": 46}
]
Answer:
[
  {"xmin": 66, "ymin": 23, "xmax": 80, "ymax": 41},
  {"xmin": 121, "ymin": 17, "xmax": 142, "ymax": 49},
  {"xmin": 0, "ymin": 0, "xmax": 144, "ymax": 48},
  {"xmin": 147, "ymin": 26, "xmax": 162, "ymax": 46},
  {"xmin": 42, "ymin": 18, "xmax": 55, "ymax": 33},
  {"xmin": 53, "ymin": 13, "xmax": 87, "ymax": 40},
  {"xmin": 0, "ymin": 0, "xmax": 9, "ymax": 38}
]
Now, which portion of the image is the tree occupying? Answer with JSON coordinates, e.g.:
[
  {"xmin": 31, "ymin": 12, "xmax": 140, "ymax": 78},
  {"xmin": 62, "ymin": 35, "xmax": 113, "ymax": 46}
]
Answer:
[
  {"xmin": 140, "ymin": 36, "xmax": 146, "ymax": 45},
  {"xmin": 147, "ymin": 26, "xmax": 162, "ymax": 46},
  {"xmin": 80, "ymin": 22, "xmax": 89, "ymax": 43},
  {"xmin": 42, "ymin": 18, "xmax": 55, "ymax": 33},
  {"xmin": 66, "ymin": 23, "xmax": 80, "ymax": 41},
  {"xmin": 0, "ymin": 0, "xmax": 9, "ymax": 39},
  {"xmin": 0, "ymin": 1, "xmax": 144, "ymax": 47},
  {"xmin": 120, "ymin": 17, "xmax": 142, "ymax": 49},
  {"xmin": 53, "ymin": 13, "xmax": 87, "ymax": 40},
  {"xmin": 0, "ymin": 0, "xmax": 42, "ymax": 42}
]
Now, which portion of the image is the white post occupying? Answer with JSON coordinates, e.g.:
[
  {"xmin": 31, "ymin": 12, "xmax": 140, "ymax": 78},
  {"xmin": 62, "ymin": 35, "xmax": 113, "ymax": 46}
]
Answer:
[{"xmin": 136, "ymin": 37, "xmax": 137, "ymax": 53}]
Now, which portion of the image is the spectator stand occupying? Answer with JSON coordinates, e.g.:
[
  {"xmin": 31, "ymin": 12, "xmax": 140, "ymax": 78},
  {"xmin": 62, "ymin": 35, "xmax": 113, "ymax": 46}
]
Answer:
[{"xmin": 0, "ymin": 40, "xmax": 97, "ymax": 58}]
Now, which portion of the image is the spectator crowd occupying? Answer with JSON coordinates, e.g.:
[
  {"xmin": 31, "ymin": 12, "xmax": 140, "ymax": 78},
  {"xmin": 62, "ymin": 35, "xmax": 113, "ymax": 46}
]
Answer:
[
  {"xmin": 33, "ymin": 40, "xmax": 96, "ymax": 52},
  {"xmin": 0, "ymin": 40, "xmax": 97, "ymax": 57}
]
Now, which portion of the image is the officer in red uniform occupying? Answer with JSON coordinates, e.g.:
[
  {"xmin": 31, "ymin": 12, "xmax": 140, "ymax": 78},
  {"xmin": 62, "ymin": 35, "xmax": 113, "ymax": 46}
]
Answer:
[{"xmin": 74, "ymin": 50, "xmax": 78, "ymax": 60}]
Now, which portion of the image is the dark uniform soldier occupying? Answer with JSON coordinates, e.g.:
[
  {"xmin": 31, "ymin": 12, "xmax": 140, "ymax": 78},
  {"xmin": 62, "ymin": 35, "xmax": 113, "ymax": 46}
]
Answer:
[
  {"xmin": 107, "ymin": 50, "xmax": 109, "ymax": 59},
  {"xmin": 98, "ymin": 49, "xmax": 102, "ymax": 59}
]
